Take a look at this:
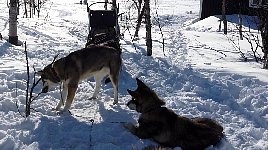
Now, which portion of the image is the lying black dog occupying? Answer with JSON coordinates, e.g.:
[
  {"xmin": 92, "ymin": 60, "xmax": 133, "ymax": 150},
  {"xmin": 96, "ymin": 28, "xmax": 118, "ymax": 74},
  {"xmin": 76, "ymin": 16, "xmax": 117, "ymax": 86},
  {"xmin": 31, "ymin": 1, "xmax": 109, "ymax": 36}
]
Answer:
[{"xmin": 125, "ymin": 78, "xmax": 224, "ymax": 150}]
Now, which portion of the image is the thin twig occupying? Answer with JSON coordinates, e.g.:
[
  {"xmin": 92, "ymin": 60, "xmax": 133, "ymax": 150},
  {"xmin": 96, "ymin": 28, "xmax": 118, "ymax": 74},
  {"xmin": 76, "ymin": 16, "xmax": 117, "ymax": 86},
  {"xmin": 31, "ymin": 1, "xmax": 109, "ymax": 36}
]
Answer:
[
  {"xmin": 153, "ymin": 0, "xmax": 165, "ymax": 56},
  {"xmin": 23, "ymin": 42, "xmax": 43, "ymax": 117},
  {"xmin": 24, "ymin": 41, "xmax": 31, "ymax": 117},
  {"xmin": 16, "ymin": 100, "xmax": 26, "ymax": 118}
]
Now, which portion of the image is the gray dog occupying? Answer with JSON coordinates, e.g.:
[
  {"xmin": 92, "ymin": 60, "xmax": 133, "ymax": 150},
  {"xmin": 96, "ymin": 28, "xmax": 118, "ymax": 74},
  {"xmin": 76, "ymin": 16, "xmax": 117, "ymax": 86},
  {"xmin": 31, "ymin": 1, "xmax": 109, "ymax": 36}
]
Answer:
[{"xmin": 37, "ymin": 45, "xmax": 122, "ymax": 113}]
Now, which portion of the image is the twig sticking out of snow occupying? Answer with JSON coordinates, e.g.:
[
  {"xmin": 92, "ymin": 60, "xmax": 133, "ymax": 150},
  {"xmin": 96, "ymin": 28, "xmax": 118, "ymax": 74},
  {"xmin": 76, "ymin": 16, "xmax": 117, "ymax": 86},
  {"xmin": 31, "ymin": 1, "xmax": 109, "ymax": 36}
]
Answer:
[{"xmin": 16, "ymin": 41, "xmax": 42, "ymax": 118}]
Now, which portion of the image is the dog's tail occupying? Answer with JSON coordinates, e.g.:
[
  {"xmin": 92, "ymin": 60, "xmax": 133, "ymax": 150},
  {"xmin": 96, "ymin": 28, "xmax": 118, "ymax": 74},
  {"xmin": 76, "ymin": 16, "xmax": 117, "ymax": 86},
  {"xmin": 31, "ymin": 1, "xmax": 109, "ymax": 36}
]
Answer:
[{"xmin": 194, "ymin": 118, "xmax": 224, "ymax": 134}]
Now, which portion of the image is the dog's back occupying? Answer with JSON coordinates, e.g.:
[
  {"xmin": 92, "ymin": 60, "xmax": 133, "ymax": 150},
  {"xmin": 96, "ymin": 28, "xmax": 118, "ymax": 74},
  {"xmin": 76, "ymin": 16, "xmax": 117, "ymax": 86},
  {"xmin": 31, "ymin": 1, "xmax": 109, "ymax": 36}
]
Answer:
[{"xmin": 54, "ymin": 45, "xmax": 121, "ymax": 81}]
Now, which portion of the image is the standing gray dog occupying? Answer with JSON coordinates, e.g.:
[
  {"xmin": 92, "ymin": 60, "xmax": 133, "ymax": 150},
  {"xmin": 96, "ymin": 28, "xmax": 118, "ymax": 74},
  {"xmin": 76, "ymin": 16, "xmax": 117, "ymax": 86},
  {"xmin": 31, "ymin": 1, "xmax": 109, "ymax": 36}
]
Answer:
[
  {"xmin": 125, "ymin": 78, "xmax": 224, "ymax": 150},
  {"xmin": 37, "ymin": 45, "xmax": 122, "ymax": 113}
]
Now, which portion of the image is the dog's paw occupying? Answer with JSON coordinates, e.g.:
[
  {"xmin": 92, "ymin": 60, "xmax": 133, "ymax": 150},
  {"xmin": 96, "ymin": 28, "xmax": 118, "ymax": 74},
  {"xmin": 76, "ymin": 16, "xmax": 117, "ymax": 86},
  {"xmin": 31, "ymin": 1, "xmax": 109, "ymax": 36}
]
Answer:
[
  {"xmin": 123, "ymin": 122, "xmax": 136, "ymax": 133},
  {"xmin": 56, "ymin": 107, "xmax": 70, "ymax": 115}
]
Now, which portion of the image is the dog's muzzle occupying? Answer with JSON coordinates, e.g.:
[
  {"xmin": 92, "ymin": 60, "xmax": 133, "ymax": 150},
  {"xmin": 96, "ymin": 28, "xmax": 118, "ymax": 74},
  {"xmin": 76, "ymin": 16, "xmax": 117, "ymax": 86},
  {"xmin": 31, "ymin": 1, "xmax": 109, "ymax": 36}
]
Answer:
[{"xmin": 127, "ymin": 100, "xmax": 137, "ymax": 110}]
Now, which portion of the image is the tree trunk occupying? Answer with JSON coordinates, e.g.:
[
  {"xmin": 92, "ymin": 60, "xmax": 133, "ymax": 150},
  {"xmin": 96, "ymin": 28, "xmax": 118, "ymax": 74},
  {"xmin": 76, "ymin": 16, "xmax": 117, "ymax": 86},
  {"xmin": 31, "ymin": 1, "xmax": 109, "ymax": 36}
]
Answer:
[
  {"xmin": 222, "ymin": 0, "xmax": 227, "ymax": 34},
  {"xmin": 24, "ymin": 0, "xmax": 27, "ymax": 18},
  {"xmin": 138, "ymin": 0, "xmax": 142, "ymax": 16},
  {"xmin": 144, "ymin": 0, "xmax": 152, "ymax": 56},
  {"xmin": 9, "ymin": 0, "xmax": 18, "ymax": 45},
  {"xmin": 238, "ymin": 2, "xmax": 243, "ymax": 40},
  {"xmin": 134, "ymin": 5, "xmax": 145, "ymax": 37},
  {"xmin": 259, "ymin": 9, "xmax": 268, "ymax": 68},
  {"xmin": 37, "ymin": 0, "xmax": 40, "ymax": 18},
  {"xmin": 29, "ymin": 0, "xmax": 32, "ymax": 18},
  {"xmin": 32, "ymin": 0, "xmax": 36, "ymax": 16},
  {"xmin": 17, "ymin": 0, "xmax": 20, "ymax": 15}
]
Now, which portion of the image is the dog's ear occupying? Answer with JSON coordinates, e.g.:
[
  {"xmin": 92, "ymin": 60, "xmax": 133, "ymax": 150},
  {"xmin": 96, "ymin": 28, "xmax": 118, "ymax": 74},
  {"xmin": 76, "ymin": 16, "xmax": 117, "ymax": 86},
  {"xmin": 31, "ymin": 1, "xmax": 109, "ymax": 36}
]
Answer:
[
  {"xmin": 136, "ymin": 78, "xmax": 148, "ymax": 89},
  {"xmin": 127, "ymin": 89, "xmax": 136, "ymax": 97}
]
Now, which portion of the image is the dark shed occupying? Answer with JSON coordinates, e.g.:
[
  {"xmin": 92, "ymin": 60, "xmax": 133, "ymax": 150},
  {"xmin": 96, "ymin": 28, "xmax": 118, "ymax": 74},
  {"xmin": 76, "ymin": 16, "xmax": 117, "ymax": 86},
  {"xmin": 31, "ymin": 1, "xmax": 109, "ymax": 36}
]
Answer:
[{"xmin": 200, "ymin": 0, "xmax": 256, "ymax": 20}]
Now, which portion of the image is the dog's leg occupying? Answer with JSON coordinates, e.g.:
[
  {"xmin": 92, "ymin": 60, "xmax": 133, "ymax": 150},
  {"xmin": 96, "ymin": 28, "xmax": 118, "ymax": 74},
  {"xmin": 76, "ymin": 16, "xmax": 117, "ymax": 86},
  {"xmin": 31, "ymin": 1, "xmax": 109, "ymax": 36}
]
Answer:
[
  {"xmin": 56, "ymin": 82, "xmax": 68, "ymax": 111},
  {"xmin": 61, "ymin": 81, "xmax": 78, "ymax": 112},
  {"xmin": 109, "ymin": 74, "xmax": 119, "ymax": 104},
  {"xmin": 90, "ymin": 68, "xmax": 109, "ymax": 100},
  {"xmin": 91, "ymin": 74, "xmax": 106, "ymax": 99},
  {"xmin": 90, "ymin": 78, "xmax": 101, "ymax": 99},
  {"xmin": 109, "ymin": 58, "xmax": 121, "ymax": 104},
  {"xmin": 124, "ymin": 122, "xmax": 152, "ymax": 139}
]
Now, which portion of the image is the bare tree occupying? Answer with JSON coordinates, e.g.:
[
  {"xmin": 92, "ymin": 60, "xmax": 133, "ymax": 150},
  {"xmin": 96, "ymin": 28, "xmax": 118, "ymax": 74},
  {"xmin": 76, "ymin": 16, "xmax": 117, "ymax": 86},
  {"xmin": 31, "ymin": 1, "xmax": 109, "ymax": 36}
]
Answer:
[
  {"xmin": 225, "ymin": 16, "xmax": 263, "ymax": 62},
  {"xmin": 238, "ymin": 1, "xmax": 243, "ymax": 40},
  {"xmin": 134, "ymin": 2, "xmax": 145, "ymax": 37},
  {"xmin": 23, "ymin": 0, "xmax": 46, "ymax": 18},
  {"xmin": 16, "ymin": 42, "xmax": 42, "ymax": 118},
  {"xmin": 24, "ymin": 0, "xmax": 28, "ymax": 18},
  {"xmin": 132, "ymin": 0, "xmax": 152, "ymax": 56},
  {"xmin": 144, "ymin": 0, "xmax": 152, "ymax": 56},
  {"xmin": 258, "ymin": 7, "xmax": 268, "ymax": 68},
  {"xmin": 222, "ymin": 0, "xmax": 227, "ymax": 34},
  {"xmin": 8, "ymin": 0, "xmax": 46, "ymax": 46},
  {"xmin": 9, "ymin": 0, "xmax": 18, "ymax": 45},
  {"xmin": 23, "ymin": 42, "xmax": 42, "ymax": 117}
]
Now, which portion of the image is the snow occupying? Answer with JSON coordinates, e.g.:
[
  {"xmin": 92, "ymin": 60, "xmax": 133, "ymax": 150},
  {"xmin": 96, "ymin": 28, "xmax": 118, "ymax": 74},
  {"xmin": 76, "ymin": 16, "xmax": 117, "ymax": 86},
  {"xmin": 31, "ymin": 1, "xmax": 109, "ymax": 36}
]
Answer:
[{"xmin": 0, "ymin": 0, "xmax": 268, "ymax": 149}]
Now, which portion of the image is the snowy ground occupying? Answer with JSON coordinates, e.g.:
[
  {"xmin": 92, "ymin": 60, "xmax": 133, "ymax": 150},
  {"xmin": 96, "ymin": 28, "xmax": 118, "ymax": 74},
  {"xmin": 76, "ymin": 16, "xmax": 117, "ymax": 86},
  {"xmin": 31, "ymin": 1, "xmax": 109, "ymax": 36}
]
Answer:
[{"xmin": 0, "ymin": 0, "xmax": 268, "ymax": 149}]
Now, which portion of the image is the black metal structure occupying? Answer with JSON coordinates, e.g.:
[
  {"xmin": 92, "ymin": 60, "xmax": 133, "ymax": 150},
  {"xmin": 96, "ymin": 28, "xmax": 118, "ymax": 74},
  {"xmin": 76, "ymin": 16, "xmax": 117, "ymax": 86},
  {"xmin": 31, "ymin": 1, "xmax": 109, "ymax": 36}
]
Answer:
[{"xmin": 85, "ymin": 0, "xmax": 120, "ymax": 49}]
